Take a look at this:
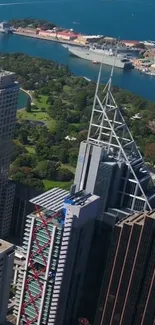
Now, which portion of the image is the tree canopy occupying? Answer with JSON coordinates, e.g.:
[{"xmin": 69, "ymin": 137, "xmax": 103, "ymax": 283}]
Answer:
[{"xmin": 0, "ymin": 53, "xmax": 154, "ymax": 190}]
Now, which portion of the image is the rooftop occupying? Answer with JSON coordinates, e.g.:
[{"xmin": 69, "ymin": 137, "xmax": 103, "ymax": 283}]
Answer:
[
  {"xmin": 65, "ymin": 190, "xmax": 99, "ymax": 207},
  {"xmin": 118, "ymin": 210, "xmax": 155, "ymax": 227},
  {"xmin": 122, "ymin": 40, "xmax": 139, "ymax": 44},
  {"xmin": 57, "ymin": 31, "xmax": 77, "ymax": 37},
  {"xmin": 0, "ymin": 70, "xmax": 15, "ymax": 77},
  {"xmin": 29, "ymin": 189, "xmax": 99, "ymax": 227},
  {"xmin": 30, "ymin": 187, "xmax": 69, "ymax": 211},
  {"xmin": 0, "ymin": 239, "xmax": 14, "ymax": 253}
]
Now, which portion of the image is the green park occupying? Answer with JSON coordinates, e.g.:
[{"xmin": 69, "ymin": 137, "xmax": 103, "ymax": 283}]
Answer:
[{"xmin": 1, "ymin": 53, "xmax": 155, "ymax": 191}]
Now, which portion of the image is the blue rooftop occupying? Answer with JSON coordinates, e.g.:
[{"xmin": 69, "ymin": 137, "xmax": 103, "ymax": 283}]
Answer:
[{"xmin": 64, "ymin": 190, "xmax": 92, "ymax": 206}]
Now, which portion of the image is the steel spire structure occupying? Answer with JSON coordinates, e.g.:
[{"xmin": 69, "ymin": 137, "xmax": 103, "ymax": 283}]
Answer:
[{"xmin": 87, "ymin": 54, "xmax": 155, "ymax": 212}]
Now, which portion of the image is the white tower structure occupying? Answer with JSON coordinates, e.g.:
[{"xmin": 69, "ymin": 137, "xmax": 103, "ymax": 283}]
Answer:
[{"xmin": 74, "ymin": 59, "xmax": 155, "ymax": 221}]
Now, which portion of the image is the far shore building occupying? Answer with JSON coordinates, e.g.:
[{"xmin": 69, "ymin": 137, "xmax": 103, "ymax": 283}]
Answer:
[{"xmin": 39, "ymin": 30, "xmax": 78, "ymax": 41}]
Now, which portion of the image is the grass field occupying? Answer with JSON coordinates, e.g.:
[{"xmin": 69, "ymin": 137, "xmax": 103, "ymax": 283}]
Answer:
[
  {"xmin": 25, "ymin": 145, "xmax": 36, "ymax": 154},
  {"xmin": 61, "ymin": 164, "xmax": 75, "ymax": 173},
  {"xmin": 17, "ymin": 109, "xmax": 49, "ymax": 120},
  {"xmin": 17, "ymin": 107, "xmax": 56, "ymax": 132},
  {"xmin": 35, "ymin": 95, "xmax": 49, "ymax": 109},
  {"xmin": 43, "ymin": 179, "xmax": 72, "ymax": 191}
]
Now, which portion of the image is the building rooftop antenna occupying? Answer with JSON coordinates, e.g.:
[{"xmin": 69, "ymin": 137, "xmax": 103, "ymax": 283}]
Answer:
[
  {"xmin": 87, "ymin": 41, "xmax": 118, "ymax": 144},
  {"xmin": 87, "ymin": 41, "xmax": 154, "ymax": 211}
]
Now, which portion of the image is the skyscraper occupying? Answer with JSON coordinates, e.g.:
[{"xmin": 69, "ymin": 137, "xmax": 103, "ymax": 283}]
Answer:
[
  {"xmin": 15, "ymin": 188, "xmax": 100, "ymax": 325},
  {"xmin": 95, "ymin": 211, "xmax": 155, "ymax": 325},
  {"xmin": 0, "ymin": 71, "xmax": 19, "ymax": 238},
  {"xmin": 0, "ymin": 239, "xmax": 15, "ymax": 323},
  {"xmin": 73, "ymin": 63, "xmax": 155, "ymax": 324},
  {"xmin": 10, "ymin": 182, "xmax": 42, "ymax": 243},
  {"xmin": 74, "ymin": 65, "xmax": 155, "ymax": 223}
]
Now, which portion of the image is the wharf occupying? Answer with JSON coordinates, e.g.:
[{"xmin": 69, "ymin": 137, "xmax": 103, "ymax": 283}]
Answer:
[{"xmin": 13, "ymin": 30, "xmax": 85, "ymax": 47}]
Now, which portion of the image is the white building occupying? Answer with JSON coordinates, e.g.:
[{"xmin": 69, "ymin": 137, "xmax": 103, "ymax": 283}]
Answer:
[
  {"xmin": 0, "ymin": 239, "xmax": 15, "ymax": 323},
  {"xmin": 0, "ymin": 71, "xmax": 19, "ymax": 238}
]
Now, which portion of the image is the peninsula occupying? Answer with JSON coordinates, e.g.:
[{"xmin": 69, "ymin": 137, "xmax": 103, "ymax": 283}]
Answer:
[{"xmin": 1, "ymin": 19, "xmax": 155, "ymax": 74}]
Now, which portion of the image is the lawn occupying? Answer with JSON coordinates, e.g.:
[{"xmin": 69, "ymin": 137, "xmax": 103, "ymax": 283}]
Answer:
[
  {"xmin": 35, "ymin": 95, "xmax": 49, "ymax": 109},
  {"xmin": 25, "ymin": 145, "xmax": 36, "ymax": 154},
  {"xmin": 61, "ymin": 164, "xmax": 76, "ymax": 173},
  {"xmin": 46, "ymin": 119, "xmax": 57, "ymax": 132},
  {"xmin": 17, "ymin": 109, "xmax": 48, "ymax": 120},
  {"xmin": 43, "ymin": 179, "xmax": 72, "ymax": 191},
  {"xmin": 17, "ymin": 108, "xmax": 56, "ymax": 132},
  {"xmin": 63, "ymin": 85, "xmax": 72, "ymax": 93}
]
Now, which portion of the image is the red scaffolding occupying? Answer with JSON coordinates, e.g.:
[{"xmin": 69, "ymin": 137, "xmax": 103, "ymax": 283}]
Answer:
[{"xmin": 20, "ymin": 205, "xmax": 60, "ymax": 325}]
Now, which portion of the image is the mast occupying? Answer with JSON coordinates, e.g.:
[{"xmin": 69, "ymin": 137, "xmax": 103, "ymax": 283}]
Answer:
[{"xmin": 87, "ymin": 44, "xmax": 154, "ymax": 211}]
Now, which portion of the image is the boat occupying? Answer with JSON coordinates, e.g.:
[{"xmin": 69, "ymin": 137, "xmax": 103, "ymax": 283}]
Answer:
[
  {"xmin": 0, "ymin": 21, "xmax": 13, "ymax": 34},
  {"xmin": 65, "ymin": 45, "xmax": 134, "ymax": 69}
]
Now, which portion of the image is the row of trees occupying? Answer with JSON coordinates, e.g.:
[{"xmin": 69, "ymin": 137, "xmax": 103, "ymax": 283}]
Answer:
[
  {"xmin": 10, "ymin": 18, "xmax": 56, "ymax": 30},
  {"xmin": 10, "ymin": 141, "xmax": 74, "ymax": 189}
]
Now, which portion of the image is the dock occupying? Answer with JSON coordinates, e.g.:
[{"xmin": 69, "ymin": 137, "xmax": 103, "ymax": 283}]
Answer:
[{"xmin": 13, "ymin": 30, "xmax": 85, "ymax": 47}]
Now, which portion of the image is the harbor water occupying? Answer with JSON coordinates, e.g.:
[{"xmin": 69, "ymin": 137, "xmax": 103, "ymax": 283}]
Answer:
[
  {"xmin": 0, "ymin": 0, "xmax": 155, "ymax": 101},
  {"xmin": 18, "ymin": 89, "xmax": 29, "ymax": 109}
]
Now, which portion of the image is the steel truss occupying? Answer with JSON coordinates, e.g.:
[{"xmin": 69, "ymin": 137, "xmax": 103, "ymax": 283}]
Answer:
[
  {"xmin": 87, "ymin": 62, "xmax": 155, "ymax": 211},
  {"xmin": 20, "ymin": 205, "xmax": 60, "ymax": 325}
]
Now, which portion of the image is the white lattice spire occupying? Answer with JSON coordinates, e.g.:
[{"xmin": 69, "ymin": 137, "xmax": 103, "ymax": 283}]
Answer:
[{"xmin": 87, "ymin": 51, "xmax": 155, "ymax": 211}]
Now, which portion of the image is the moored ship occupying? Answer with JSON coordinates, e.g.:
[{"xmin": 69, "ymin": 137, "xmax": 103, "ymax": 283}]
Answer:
[
  {"xmin": 0, "ymin": 21, "xmax": 13, "ymax": 34},
  {"xmin": 65, "ymin": 45, "xmax": 134, "ymax": 69}
]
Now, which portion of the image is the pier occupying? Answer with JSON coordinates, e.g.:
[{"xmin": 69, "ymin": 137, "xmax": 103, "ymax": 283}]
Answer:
[{"xmin": 13, "ymin": 30, "xmax": 85, "ymax": 47}]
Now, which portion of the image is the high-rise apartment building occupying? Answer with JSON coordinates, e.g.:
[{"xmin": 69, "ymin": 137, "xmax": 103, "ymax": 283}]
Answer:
[
  {"xmin": 0, "ymin": 71, "xmax": 19, "ymax": 238},
  {"xmin": 0, "ymin": 239, "xmax": 15, "ymax": 323},
  {"xmin": 95, "ymin": 211, "xmax": 155, "ymax": 325},
  {"xmin": 15, "ymin": 188, "xmax": 100, "ymax": 325}
]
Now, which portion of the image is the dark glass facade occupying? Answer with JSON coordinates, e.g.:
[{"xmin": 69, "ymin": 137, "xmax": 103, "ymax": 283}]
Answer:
[{"xmin": 95, "ymin": 212, "xmax": 155, "ymax": 325}]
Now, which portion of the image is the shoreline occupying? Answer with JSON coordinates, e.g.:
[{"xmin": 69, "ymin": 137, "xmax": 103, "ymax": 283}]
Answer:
[
  {"xmin": 18, "ymin": 88, "xmax": 32, "ymax": 110},
  {"xmin": 13, "ymin": 31, "xmax": 85, "ymax": 47},
  {"xmin": 9, "ymin": 32, "xmax": 155, "ymax": 77},
  {"xmin": 20, "ymin": 88, "xmax": 33, "ymax": 101}
]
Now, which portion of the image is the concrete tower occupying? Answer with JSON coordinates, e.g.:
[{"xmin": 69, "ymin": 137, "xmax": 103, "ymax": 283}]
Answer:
[{"xmin": 0, "ymin": 71, "xmax": 19, "ymax": 238}]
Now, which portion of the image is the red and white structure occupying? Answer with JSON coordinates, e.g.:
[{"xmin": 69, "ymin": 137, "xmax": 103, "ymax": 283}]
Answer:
[{"xmin": 14, "ymin": 188, "xmax": 100, "ymax": 325}]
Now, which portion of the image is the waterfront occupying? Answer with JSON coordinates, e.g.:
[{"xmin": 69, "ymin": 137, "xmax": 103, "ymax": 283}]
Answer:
[
  {"xmin": 18, "ymin": 89, "xmax": 28, "ymax": 109},
  {"xmin": 0, "ymin": 0, "xmax": 155, "ymax": 101}
]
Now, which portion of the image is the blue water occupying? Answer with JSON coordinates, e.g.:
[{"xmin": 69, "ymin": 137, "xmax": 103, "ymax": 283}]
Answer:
[
  {"xmin": 18, "ymin": 89, "xmax": 28, "ymax": 109},
  {"xmin": 0, "ymin": 0, "xmax": 155, "ymax": 101}
]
